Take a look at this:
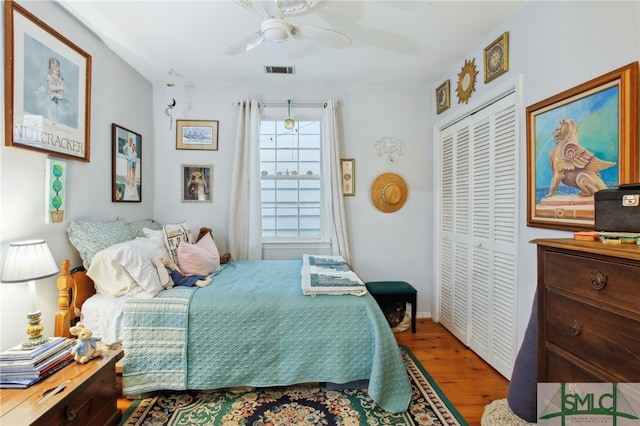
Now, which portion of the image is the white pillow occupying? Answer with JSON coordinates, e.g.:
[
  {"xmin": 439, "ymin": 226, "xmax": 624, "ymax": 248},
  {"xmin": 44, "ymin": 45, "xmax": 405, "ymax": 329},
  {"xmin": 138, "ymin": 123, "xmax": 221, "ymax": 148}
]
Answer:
[
  {"xmin": 177, "ymin": 233, "xmax": 220, "ymax": 276},
  {"xmin": 86, "ymin": 245, "xmax": 134, "ymax": 297},
  {"xmin": 143, "ymin": 227, "xmax": 168, "ymax": 251},
  {"xmin": 163, "ymin": 221, "xmax": 193, "ymax": 264},
  {"xmin": 87, "ymin": 238, "xmax": 167, "ymax": 298}
]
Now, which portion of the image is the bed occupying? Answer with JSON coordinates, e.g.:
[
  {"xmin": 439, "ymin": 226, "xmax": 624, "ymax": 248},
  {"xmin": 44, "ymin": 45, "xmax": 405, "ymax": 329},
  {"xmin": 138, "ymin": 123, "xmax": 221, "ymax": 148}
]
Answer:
[{"xmin": 54, "ymin": 218, "xmax": 412, "ymax": 414}]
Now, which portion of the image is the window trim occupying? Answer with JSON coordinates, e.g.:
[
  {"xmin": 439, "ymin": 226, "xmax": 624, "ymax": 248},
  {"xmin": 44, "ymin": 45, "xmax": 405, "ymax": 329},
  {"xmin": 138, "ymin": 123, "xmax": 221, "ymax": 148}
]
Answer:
[{"xmin": 260, "ymin": 107, "xmax": 329, "ymax": 245}]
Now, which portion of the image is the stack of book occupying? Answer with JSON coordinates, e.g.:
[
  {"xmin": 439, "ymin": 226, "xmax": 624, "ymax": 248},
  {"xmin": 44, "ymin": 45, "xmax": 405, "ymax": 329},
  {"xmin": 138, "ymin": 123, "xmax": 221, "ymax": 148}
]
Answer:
[{"xmin": 0, "ymin": 336, "xmax": 75, "ymax": 388}]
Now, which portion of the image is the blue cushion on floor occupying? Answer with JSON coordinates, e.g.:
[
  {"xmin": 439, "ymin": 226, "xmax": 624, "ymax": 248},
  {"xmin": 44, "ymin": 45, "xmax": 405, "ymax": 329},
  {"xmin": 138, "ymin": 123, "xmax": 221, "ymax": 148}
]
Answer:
[{"xmin": 507, "ymin": 291, "xmax": 537, "ymax": 423}]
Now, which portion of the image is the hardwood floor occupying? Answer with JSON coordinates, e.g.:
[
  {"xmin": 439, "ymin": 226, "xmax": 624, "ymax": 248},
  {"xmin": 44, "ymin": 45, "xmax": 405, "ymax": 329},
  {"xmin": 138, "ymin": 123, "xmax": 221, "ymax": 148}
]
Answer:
[
  {"xmin": 117, "ymin": 318, "xmax": 508, "ymax": 425},
  {"xmin": 395, "ymin": 318, "xmax": 509, "ymax": 425}
]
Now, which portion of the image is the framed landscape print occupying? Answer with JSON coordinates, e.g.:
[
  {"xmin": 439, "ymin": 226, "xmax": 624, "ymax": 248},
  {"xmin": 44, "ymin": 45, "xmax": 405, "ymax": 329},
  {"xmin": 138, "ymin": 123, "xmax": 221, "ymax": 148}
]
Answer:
[
  {"xmin": 526, "ymin": 62, "xmax": 638, "ymax": 231},
  {"xmin": 4, "ymin": 0, "xmax": 92, "ymax": 161},
  {"xmin": 181, "ymin": 164, "xmax": 213, "ymax": 202},
  {"xmin": 176, "ymin": 120, "xmax": 219, "ymax": 150},
  {"xmin": 112, "ymin": 124, "xmax": 142, "ymax": 202}
]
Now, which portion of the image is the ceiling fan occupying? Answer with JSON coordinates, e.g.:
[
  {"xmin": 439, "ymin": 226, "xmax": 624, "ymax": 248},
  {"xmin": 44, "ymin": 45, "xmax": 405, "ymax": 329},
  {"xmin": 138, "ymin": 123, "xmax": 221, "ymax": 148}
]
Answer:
[{"xmin": 223, "ymin": 0, "xmax": 351, "ymax": 55}]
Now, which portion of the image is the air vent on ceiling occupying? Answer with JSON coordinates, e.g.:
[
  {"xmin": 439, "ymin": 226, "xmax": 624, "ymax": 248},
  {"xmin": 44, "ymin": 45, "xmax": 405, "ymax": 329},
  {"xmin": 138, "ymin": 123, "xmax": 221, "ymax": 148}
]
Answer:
[{"xmin": 264, "ymin": 66, "xmax": 295, "ymax": 75}]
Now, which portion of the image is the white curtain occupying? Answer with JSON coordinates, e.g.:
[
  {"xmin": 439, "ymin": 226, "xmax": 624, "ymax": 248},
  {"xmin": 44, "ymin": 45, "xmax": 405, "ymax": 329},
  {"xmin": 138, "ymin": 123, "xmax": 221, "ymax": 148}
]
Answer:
[
  {"xmin": 229, "ymin": 98, "xmax": 352, "ymax": 264},
  {"xmin": 322, "ymin": 99, "xmax": 353, "ymax": 265},
  {"xmin": 229, "ymin": 99, "xmax": 263, "ymax": 260}
]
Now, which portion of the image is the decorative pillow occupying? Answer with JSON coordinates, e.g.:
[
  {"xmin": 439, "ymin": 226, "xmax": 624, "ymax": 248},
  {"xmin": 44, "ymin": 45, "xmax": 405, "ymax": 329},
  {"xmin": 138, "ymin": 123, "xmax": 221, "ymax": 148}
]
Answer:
[
  {"xmin": 87, "ymin": 237, "xmax": 167, "ymax": 298},
  {"xmin": 163, "ymin": 221, "xmax": 193, "ymax": 264},
  {"xmin": 68, "ymin": 218, "xmax": 131, "ymax": 268},
  {"xmin": 126, "ymin": 219, "xmax": 161, "ymax": 239},
  {"xmin": 177, "ymin": 232, "xmax": 220, "ymax": 276}
]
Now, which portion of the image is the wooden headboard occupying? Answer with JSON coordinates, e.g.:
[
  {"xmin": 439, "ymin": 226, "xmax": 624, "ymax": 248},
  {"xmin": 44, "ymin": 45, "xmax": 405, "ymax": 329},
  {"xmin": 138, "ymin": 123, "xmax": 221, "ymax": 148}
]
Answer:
[{"xmin": 54, "ymin": 259, "xmax": 97, "ymax": 338}]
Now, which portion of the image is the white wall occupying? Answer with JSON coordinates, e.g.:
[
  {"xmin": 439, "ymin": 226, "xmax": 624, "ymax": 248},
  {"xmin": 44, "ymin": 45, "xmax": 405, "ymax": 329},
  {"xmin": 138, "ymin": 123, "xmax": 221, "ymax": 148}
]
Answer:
[
  {"xmin": 0, "ymin": 1, "xmax": 153, "ymax": 349},
  {"xmin": 430, "ymin": 1, "xmax": 640, "ymax": 347},
  {"xmin": 151, "ymin": 84, "xmax": 433, "ymax": 315}
]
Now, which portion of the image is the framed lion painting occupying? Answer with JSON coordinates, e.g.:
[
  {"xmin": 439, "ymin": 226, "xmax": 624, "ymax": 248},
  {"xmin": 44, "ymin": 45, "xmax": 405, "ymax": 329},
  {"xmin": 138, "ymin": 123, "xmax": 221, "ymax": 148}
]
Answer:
[{"xmin": 526, "ymin": 62, "xmax": 638, "ymax": 231}]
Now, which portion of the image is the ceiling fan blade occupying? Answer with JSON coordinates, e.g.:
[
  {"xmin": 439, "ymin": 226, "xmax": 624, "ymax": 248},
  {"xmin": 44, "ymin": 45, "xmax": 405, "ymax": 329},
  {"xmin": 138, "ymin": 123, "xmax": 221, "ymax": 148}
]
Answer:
[
  {"xmin": 293, "ymin": 24, "xmax": 352, "ymax": 48},
  {"xmin": 234, "ymin": 0, "xmax": 271, "ymax": 18},
  {"xmin": 222, "ymin": 31, "xmax": 266, "ymax": 55},
  {"xmin": 251, "ymin": 0, "xmax": 284, "ymax": 18}
]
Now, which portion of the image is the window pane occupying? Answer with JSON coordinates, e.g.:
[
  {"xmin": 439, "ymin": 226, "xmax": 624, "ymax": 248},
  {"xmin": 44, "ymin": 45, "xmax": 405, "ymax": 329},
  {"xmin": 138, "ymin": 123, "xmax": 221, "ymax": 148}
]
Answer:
[
  {"xmin": 298, "ymin": 134, "xmax": 320, "ymax": 149},
  {"xmin": 299, "ymin": 150, "xmax": 319, "ymax": 162},
  {"xmin": 298, "ymin": 121, "xmax": 320, "ymax": 134},
  {"xmin": 260, "ymin": 116, "xmax": 323, "ymax": 239}
]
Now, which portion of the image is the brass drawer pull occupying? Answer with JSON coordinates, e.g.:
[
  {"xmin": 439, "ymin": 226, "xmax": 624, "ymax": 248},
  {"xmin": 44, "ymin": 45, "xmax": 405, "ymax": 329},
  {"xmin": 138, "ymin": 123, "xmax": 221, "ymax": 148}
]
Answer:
[
  {"xmin": 568, "ymin": 319, "xmax": 582, "ymax": 336},
  {"xmin": 590, "ymin": 271, "xmax": 607, "ymax": 290}
]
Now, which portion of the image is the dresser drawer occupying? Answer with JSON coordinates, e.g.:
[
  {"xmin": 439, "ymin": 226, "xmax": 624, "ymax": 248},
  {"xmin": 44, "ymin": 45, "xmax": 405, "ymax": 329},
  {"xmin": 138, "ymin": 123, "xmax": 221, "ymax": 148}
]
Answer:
[
  {"xmin": 543, "ymin": 251, "xmax": 640, "ymax": 315},
  {"xmin": 546, "ymin": 291, "xmax": 640, "ymax": 381},
  {"xmin": 64, "ymin": 363, "xmax": 119, "ymax": 425},
  {"xmin": 542, "ymin": 350, "xmax": 603, "ymax": 382}
]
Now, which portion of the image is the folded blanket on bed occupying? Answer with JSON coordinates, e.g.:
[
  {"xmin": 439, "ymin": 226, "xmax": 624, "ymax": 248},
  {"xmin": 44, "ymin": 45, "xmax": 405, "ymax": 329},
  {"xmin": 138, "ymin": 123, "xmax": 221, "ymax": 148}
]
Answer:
[
  {"xmin": 122, "ymin": 287, "xmax": 195, "ymax": 394},
  {"xmin": 301, "ymin": 254, "xmax": 367, "ymax": 296}
]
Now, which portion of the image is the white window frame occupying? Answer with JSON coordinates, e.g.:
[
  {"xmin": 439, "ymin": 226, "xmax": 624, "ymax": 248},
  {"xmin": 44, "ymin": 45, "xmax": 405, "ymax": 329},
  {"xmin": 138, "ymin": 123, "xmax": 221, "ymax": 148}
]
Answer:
[{"xmin": 260, "ymin": 106, "xmax": 331, "ymax": 254}]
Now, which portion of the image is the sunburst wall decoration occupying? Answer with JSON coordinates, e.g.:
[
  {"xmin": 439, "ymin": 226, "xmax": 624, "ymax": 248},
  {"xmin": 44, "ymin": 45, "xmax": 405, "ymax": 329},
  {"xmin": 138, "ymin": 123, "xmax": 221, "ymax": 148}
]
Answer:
[{"xmin": 455, "ymin": 58, "xmax": 478, "ymax": 104}]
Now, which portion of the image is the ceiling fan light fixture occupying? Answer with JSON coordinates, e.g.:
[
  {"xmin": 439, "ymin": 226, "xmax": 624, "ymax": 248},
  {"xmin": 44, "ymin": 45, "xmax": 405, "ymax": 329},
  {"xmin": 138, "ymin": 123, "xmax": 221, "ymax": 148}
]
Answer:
[
  {"xmin": 227, "ymin": 2, "xmax": 351, "ymax": 54},
  {"xmin": 261, "ymin": 18, "xmax": 292, "ymax": 43}
]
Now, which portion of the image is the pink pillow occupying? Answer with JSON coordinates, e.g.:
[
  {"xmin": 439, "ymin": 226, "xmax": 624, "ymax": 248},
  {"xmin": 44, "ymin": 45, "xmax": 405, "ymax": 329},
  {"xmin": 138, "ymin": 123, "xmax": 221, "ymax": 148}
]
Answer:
[{"xmin": 177, "ymin": 233, "xmax": 220, "ymax": 276}]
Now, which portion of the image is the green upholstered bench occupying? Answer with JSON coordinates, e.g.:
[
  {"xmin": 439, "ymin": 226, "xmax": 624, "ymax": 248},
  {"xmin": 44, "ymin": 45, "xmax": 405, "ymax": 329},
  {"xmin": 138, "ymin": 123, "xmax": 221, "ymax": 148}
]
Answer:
[{"xmin": 365, "ymin": 281, "xmax": 417, "ymax": 333}]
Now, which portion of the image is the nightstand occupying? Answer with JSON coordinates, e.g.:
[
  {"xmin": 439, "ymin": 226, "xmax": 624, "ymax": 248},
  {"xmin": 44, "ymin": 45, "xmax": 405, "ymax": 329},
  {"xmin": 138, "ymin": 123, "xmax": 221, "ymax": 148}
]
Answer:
[{"xmin": 0, "ymin": 349, "xmax": 123, "ymax": 425}]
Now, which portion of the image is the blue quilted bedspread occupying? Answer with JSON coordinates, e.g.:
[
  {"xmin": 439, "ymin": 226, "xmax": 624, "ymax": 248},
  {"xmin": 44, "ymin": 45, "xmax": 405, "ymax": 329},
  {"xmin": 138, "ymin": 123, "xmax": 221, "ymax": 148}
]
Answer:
[{"xmin": 122, "ymin": 260, "xmax": 411, "ymax": 413}]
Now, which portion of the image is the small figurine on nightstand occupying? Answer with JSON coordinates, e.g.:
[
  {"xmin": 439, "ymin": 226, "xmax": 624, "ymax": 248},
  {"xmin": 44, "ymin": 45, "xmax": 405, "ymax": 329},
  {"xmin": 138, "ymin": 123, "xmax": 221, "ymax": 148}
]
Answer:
[{"xmin": 69, "ymin": 323, "xmax": 102, "ymax": 364}]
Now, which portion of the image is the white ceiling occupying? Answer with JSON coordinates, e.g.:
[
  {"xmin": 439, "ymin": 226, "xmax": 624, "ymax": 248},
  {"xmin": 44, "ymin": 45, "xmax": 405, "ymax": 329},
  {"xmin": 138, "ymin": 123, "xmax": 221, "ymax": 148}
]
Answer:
[{"xmin": 56, "ymin": 0, "xmax": 526, "ymax": 89}]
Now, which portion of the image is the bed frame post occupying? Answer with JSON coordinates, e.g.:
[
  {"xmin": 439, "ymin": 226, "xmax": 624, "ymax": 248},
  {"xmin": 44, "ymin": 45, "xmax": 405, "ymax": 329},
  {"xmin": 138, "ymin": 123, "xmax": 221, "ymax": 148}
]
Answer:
[{"xmin": 54, "ymin": 259, "xmax": 72, "ymax": 337}]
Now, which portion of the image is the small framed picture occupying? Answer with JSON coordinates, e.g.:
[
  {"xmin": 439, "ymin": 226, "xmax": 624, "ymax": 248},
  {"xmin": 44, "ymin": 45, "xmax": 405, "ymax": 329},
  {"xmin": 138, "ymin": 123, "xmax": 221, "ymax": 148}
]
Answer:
[
  {"xmin": 112, "ymin": 123, "xmax": 141, "ymax": 202},
  {"xmin": 176, "ymin": 120, "xmax": 218, "ymax": 150},
  {"xmin": 45, "ymin": 157, "xmax": 66, "ymax": 223},
  {"xmin": 484, "ymin": 32, "xmax": 509, "ymax": 83},
  {"xmin": 181, "ymin": 164, "xmax": 213, "ymax": 202},
  {"xmin": 341, "ymin": 159, "xmax": 355, "ymax": 196},
  {"xmin": 435, "ymin": 80, "xmax": 450, "ymax": 114}
]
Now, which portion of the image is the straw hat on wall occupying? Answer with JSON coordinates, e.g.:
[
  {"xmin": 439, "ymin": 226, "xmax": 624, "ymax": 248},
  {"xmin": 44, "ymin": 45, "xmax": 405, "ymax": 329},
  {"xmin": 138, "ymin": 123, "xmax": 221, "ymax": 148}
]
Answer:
[{"xmin": 370, "ymin": 173, "xmax": 408, "ymax": 213}]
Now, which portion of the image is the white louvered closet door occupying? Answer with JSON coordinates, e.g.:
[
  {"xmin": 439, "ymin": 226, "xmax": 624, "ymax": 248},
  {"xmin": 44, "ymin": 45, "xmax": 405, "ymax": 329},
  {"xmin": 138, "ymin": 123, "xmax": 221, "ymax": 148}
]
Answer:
[{"xmin": 435, "ymin": 92, "xmax": 519, "ymax": 379}]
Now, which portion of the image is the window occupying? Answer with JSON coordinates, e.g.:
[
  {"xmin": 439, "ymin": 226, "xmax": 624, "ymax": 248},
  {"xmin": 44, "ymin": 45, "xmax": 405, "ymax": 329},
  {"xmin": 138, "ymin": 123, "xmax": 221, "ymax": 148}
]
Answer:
[{"xmin": 260, "ymin": 113, "xmax": 326, "ymax": 241}]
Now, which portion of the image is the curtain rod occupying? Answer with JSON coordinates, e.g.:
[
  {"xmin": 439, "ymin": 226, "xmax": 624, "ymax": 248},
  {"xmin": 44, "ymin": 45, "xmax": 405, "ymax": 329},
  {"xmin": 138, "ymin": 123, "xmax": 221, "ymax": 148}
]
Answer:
[{"xmin": 233, "ymin": 101, "xmax": 328, "ymax": 108}]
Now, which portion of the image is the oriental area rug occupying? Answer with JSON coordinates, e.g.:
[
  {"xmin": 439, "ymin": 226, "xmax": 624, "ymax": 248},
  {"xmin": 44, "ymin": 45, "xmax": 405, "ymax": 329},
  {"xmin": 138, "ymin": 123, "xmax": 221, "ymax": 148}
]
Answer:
[{"xmin": 119, "ymin": 346, "xmax": 466, "ymax": 426}]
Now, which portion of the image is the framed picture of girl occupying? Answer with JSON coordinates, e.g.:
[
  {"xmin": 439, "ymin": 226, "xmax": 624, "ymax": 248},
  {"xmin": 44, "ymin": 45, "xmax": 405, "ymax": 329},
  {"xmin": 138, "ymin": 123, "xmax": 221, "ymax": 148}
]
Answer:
[{"xmin": 4, "ymin": 0, "xmax": 92, "ymax": 161}]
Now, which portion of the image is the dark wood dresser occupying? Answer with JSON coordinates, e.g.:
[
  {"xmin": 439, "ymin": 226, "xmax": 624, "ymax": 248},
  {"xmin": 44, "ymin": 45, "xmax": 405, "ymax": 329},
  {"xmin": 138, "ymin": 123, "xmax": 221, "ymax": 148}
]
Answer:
[{"xmin": 533, "ymin": 238, "xmax": 640, "ymax": 382}]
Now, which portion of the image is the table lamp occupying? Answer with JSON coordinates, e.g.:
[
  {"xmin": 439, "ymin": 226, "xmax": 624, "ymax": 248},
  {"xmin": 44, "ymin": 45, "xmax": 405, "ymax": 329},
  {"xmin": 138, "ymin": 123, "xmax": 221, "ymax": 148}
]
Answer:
[{"xmin": 1, "ymin": 239, "xmax": 59, "ymax": 349}]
